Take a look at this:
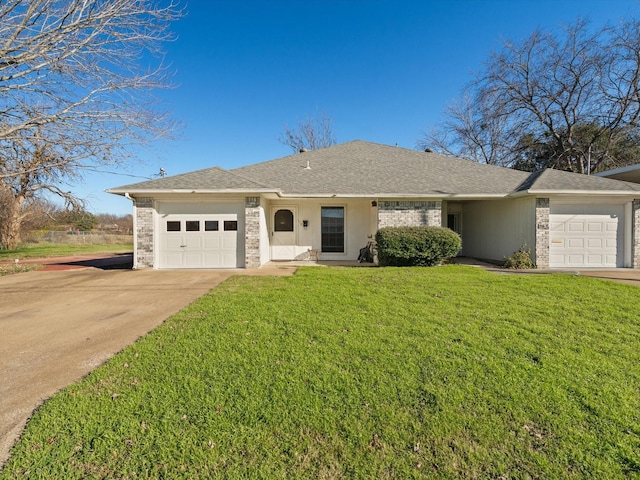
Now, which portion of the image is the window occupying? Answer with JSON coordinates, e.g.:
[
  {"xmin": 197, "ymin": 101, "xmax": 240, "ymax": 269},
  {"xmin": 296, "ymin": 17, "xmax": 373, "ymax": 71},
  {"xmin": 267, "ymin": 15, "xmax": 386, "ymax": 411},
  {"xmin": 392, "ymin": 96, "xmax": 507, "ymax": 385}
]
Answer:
[
  {"xmin": 274, "ymin": 209, "xmax": 294, "ymax": 232},
  {"xmin": 186, "ymin": 220, "xmax": 200, "ymax": 232},
  {"xmin": 224, "ymin": 220, "xmax": 238, "ymax": 231},
  {"xmin": 205, "ymin": 220, "xmax": 219, "ymax": 231},
  {"xmin": 166, "ymin": 221, "xmax": 180, "ymax": 232},
  {"xmin": 321, "ymin": 207, "xmax": 344, "ymax": 253}
]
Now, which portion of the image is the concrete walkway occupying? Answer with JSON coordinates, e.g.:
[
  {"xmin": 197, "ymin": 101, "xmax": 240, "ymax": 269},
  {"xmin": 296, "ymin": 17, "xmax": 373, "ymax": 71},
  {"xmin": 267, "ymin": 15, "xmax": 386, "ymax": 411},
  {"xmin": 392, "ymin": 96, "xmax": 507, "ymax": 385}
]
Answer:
[
  {"xmin": 452, "ymin": 256, "xmax": 640, "ymax": 287},
  {"xmin": 0, "ymin": 263, "xmax": 296, "ymax": 465}
]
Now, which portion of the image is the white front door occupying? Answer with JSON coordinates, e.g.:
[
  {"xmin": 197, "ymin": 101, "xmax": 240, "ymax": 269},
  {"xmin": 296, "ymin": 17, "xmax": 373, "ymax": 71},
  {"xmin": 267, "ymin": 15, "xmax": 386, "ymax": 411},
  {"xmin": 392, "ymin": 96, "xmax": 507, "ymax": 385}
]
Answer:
[{"xmin": 271, "ymin": 207, "xmax": 297, "ymax": 260}]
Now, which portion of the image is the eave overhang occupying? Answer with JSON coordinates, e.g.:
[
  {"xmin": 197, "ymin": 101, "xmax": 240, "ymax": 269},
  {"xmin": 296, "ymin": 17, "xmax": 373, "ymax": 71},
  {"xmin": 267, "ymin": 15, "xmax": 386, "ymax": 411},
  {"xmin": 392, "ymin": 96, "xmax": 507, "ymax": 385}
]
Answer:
[
  {"xmin": 106, "ymin": 188, "xmax": 280, "ymax": 196},
  {"xmin": 508, "ymin": 189, "xmax": 640, "ymax": 198}
]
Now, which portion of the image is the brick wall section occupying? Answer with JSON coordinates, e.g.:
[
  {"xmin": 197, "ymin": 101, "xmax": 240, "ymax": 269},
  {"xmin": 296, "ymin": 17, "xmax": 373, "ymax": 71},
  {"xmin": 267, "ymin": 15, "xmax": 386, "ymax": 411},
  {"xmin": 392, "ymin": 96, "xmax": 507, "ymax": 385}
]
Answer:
[
  {"xmin": 535, "ymin": 198, "xmax": 550, "ymax": 268},
  {"xmin": 377, "ymin": 201, "xmax": 442, "ymax": 228},
  {"xmin": 134, "ymin": 197, "xmax": 155, "ymax": 269},
  {"xmin": 244, "ymin": 197, "xmax": 261, "ymax": 268},
  {"xmin": 633, "ymin": 199, "xmax": 640, "ymax": 268}
]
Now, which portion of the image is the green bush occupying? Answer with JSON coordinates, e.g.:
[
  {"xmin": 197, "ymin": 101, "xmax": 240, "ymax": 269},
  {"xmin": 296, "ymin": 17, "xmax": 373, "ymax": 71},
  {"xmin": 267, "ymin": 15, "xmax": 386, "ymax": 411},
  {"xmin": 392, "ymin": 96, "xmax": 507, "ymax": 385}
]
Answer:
[
  {"xmin": 503, "ymin": 246, "xmax": 536, "ymax": 269},
  {"xmin": 375, "ymin": 226, "xmax": 462, "ymax": 266}
]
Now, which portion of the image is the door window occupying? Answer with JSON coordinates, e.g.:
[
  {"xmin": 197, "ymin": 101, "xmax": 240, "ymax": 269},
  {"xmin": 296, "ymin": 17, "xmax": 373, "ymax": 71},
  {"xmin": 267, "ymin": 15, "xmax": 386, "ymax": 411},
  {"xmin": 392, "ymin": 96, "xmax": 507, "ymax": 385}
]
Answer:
[
  {"xmin": 205, "ymin": 221, "xmax": 219, "ymax": 231},
  {"xmin": 224, "ymin": 220, "xmax": 238, "ymax": 231},
  {"xmin": 186, "ymin": 220, "xmax": 200, "ymax": 232},
  {"xmin": 274, "ymin": 209, "xmax": 294, "ymax": 232}
]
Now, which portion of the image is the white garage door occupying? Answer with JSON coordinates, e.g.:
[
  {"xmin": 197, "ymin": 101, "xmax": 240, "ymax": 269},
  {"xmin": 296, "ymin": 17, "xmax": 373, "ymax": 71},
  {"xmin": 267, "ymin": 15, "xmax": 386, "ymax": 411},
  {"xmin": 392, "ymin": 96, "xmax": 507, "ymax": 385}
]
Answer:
[
  {"xmin": 549, "ymin": 204, "xmax": 624, "ymax": 268},
  {"xmin": 158, "ymin": 203, "xmax": 244, "ymax": 268}
]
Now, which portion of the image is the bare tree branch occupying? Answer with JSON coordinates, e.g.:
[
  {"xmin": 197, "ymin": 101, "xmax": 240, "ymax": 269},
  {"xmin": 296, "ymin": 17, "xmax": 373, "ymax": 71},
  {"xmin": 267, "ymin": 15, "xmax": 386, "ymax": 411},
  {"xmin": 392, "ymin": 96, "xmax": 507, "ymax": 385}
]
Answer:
[
  {"xmin": 279, "ymin": 111, "xmax": 336, "ymax": 153},
  {"xmin": 0, "ymin": 0, "xmax": 183, "ymax": 248}
]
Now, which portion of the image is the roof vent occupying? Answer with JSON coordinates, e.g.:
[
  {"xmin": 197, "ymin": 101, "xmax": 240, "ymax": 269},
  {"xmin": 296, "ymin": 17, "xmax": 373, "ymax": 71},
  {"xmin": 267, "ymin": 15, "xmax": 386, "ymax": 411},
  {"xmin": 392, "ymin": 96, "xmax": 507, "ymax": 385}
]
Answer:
[
  {"xmin": 304, "ymin": 160, "xmax": 311, "ymax": 170},
  {"xmin": 424, "ymin": 148, "xmax": 434, "ymax": 153},
  {"xmin": 299, "ymin": 147, "xmax": 307, "ymax": 153}
]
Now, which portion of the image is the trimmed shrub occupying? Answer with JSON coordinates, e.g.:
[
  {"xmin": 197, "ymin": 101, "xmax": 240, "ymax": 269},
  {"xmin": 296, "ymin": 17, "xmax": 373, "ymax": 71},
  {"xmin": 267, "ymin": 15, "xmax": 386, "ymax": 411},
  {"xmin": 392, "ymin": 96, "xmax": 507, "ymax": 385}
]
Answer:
[{"xmin": 375, "ymin": 226, "xmax": 462, "ymax": 267}]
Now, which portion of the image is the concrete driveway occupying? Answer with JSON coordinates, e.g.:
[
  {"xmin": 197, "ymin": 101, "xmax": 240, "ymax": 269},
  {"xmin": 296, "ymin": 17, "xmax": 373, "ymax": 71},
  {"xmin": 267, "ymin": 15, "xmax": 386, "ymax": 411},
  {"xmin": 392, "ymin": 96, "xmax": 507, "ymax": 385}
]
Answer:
[{"xmin": 0, "ymin": 264, "xmax": 296, "ymax": 465}]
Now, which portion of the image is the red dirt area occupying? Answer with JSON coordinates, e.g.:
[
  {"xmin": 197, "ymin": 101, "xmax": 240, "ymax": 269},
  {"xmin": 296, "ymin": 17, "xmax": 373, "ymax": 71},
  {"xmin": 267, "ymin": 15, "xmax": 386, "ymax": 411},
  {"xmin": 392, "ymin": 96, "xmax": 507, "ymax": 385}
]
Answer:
[{"xmin": 1, "ymin": 253, "xmax": 133, "ymax": 271}]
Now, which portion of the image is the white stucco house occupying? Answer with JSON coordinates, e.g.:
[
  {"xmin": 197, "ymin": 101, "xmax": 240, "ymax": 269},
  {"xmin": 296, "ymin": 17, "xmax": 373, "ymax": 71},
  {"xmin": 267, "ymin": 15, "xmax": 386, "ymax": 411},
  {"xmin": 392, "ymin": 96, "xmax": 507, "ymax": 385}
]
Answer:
[{"xmin": 107, "ymin": 140, "xmax": 640, "ymax": 270}]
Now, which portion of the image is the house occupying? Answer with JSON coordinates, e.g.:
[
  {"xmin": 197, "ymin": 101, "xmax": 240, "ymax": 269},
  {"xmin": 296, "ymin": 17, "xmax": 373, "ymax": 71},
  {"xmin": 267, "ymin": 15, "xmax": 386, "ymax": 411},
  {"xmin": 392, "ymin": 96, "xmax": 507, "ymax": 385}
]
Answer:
[{"xmin": 107, "ymin": 140, "xmax": 640, "ymax": 270}]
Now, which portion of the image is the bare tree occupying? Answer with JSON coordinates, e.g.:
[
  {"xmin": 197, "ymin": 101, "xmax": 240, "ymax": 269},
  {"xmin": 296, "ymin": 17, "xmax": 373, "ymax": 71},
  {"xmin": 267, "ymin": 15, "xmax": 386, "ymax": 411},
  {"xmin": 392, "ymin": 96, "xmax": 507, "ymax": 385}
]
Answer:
[
  {"xmin": 279, "ymin": 111, "xmax": 336, "ymax": 153},
  {"xmin": 0, "ymin": 0, "xmax": 182, "ymax": 249},
  {"xmin": 420, "ymin": 19, "xmax": 640, "ymax": 173},
  {"xmin": 418, "ymin": 95, "xmax": 516, "ymax": 166}
]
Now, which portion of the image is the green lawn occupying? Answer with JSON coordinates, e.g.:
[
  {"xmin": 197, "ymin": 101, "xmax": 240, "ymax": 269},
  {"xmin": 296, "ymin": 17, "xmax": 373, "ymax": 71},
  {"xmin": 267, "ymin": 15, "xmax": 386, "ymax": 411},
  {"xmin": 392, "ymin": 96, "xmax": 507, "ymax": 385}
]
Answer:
[
  {"xmin": 2, "ymin": 266, "xmax": 639, "ymax": 478},
  {"xmin": 0, "ymin": 242, "xmax": 132, "ymax": 261}
]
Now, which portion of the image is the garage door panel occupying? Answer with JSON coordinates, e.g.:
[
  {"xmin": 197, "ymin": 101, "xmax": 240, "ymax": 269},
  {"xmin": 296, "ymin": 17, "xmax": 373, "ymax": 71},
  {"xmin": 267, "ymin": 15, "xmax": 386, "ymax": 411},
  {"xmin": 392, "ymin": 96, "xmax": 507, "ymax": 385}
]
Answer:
[
  {"xmin": 184, "ymin": 252, "xmax": 204, "ymax": 268},
  {"xmin": 586, "ymin": 255, "xmax": 604, "ymax": 265},
  {"xmin": 586, "ymin": 238, "xmax": 602, "ymax": 248},
  {"xmin": 568, "ymin": 254, "xmax": 585, "ymax": 264},
  {"xmin": 221, "ymin": 236, "xmax": 236, "ymax": 249},
  {"xmin": 164, "ymin": 252, "xmax": 183, "ymax": 265},
  {"xmin": 203, "ymin": 237, "xmax": 222, "ymax": 249},
  {"xmin": 549, "ymin": 204, "xmax": 623, "ymax": 268},
  {"xmin": 164, "ymin": 236, "xmax": 184, "ymax": 249},
  {"xmin": 184, "ymin": 236, "xmax": 204, "ymax": 249}
]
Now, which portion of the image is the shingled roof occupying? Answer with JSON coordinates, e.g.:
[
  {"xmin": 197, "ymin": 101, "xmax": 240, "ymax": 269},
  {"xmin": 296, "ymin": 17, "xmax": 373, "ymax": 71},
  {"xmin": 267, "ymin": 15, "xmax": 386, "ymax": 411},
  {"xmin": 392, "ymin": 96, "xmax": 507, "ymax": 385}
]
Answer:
[
  {"xmin": 108, "ymin": 140, "xmax": 640, "ymax": 197},
  {"xmin": 108, "ymin": 166, "xmax": 272, "ymax": 193},
  {"xmin": 231, "ymin": 140, "xmax": 530, "ymax": 196}
]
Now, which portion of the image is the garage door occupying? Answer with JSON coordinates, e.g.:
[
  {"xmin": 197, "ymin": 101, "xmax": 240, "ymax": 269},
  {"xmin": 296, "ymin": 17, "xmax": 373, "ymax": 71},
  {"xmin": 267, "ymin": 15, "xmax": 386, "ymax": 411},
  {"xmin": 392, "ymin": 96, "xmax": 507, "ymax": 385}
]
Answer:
[
  {"xmin": 158, "ymin": 203, "xmax": 244, "ymax": 268},
  {"xmin": 549, "ymin": 204, "xmax": 623, "ymax": 268}
]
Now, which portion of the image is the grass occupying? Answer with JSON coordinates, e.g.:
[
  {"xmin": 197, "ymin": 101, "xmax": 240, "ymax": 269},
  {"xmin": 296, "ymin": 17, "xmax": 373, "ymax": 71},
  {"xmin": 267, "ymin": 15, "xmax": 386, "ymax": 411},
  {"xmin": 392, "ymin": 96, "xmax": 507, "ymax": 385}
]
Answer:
[
  {"xmin": 0, "ymin": 263, "xmax": 43, "ymax": 276},
  {"xmin": 2, "ymin": 266, "xmax": 639, "ymax": 478},
  {"xmin": 0, "ymin": 242, "xmax": 132, "ymax": 261}
]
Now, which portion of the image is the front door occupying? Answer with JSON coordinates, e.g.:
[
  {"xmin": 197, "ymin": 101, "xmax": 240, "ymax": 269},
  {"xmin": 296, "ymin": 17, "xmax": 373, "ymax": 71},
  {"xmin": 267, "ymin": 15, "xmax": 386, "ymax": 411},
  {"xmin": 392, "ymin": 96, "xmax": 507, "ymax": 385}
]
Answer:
[{"xmin": 271, "ymin": 207, "xmax": 297, "ymax": 260}]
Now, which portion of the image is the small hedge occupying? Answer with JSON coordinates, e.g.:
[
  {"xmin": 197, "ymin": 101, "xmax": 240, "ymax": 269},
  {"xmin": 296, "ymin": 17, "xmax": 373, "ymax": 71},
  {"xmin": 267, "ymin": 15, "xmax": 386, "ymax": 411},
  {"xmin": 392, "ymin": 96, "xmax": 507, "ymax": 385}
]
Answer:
[{"xmin": 375, "ymin": 226, "xmax": 462, "ymax": 267}]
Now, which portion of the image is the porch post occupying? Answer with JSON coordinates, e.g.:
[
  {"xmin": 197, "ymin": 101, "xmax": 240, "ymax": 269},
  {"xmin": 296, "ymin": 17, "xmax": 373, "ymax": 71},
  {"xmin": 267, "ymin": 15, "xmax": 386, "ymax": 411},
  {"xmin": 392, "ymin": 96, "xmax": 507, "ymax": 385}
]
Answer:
[
  {"xmin": 535, "ymin": 198, "xmax": 550, "ymax": 268},
  {"xmin": 134, "ymin": 197, "xmax": 155, "ymax": 269},
  {"xmin": 244, "ymin": 197, "xmax": 261, "ymax": 268}
]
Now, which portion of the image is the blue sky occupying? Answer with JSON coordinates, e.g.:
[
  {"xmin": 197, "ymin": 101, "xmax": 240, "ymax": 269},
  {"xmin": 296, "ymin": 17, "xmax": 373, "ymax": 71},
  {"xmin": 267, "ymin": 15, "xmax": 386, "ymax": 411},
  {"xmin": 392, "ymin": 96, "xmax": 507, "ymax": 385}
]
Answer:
[{"xmin": 85, "ymin": 0, "xmax": 640, "ymax": 215}]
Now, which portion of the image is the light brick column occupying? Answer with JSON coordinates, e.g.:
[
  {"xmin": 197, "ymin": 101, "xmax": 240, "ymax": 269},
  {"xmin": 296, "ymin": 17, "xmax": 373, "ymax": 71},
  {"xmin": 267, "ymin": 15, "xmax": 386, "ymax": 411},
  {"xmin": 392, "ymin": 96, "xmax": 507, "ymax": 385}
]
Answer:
[
  {"xmin": 378, "ymin": 201, "xmax": 442, "ymax": 228},
  {"xmin": 134, "ymin": 197, "xmax": 154, "ymax": 269},
  {"xmin": 633, "ymin": 199, "xmax": 640, "ymax": 268},
  {"xmin": 535, "ymin": 198, "xmax": 550, "ymax": 269},
  {"xmin": 244, "ymin": 197, "xmax": 261, "ymax": 268}
]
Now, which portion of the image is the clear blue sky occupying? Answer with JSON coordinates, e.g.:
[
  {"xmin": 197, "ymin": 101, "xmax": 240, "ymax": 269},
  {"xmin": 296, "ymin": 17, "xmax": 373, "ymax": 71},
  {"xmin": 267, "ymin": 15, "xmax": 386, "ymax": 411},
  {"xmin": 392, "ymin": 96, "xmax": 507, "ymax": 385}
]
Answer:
[{"xmin": 84, "ymin": 0, "xmax": 640, "ymax": 215}]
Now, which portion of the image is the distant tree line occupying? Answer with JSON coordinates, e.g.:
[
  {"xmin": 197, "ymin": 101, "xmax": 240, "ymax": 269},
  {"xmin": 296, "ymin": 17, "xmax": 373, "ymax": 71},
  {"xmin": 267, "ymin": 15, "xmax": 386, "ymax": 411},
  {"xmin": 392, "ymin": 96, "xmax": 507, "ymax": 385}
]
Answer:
[{"xmin": 0, "ymin": 197, "xmax": 133, "ymax": 249}]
